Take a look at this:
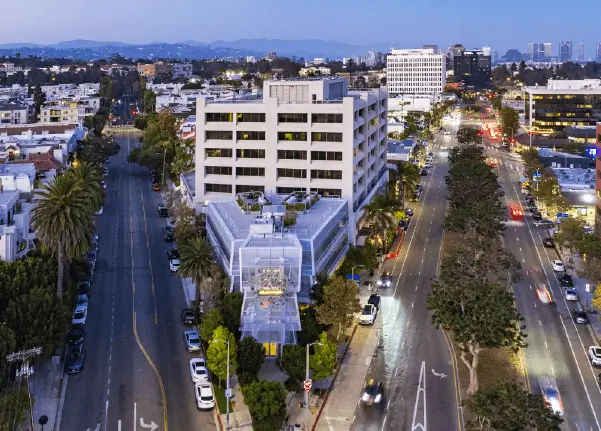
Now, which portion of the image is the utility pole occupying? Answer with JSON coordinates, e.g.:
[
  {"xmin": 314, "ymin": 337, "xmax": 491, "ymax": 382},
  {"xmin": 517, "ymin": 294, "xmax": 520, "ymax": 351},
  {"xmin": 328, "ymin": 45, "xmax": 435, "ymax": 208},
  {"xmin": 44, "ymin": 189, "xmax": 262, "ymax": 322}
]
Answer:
[{"xmin": 6, "ymin": 347, "xmax": 42, "ymax": 431}]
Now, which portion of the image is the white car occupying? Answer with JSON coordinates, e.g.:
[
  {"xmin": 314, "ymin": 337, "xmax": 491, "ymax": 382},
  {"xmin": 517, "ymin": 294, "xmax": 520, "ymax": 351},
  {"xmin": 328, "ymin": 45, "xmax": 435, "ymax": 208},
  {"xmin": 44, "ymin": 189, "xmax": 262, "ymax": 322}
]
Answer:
[
  {"xmin": 169, "ymin": 259, "xmax": 180, "ymax": 273},
  {"xmin": 588, "ymin": 346, "xmax": 601, "ymax": 367},
  {"xmin": 103, "ymin": 168, "xmax": 109, "ymax": 176},
  {"xmin": 190, "ymin": 358, "xmax": 209, "ymax": 383},
  {"xmin": 359, "ymin": 304, "xmax": 378, "ymax": 325},
  {"xmin": 95, "ymin": 206, "xmax": 104, "ymax": 216},
  {"xmin": 72, "ymin": 305, "xmax": 88, "ymax": 325},
  {"xmin": 194, "ymin": 383, "xmax": 215, "ymax": 410},
  {"xmin": 564, "ymin": 288, "xmax": 578, "ymax": 301},
  {"xmin": 551, "ymin": 260, "xmax": 565, "ymax": 272},
  {"xmin": 101, "ymin": 180, "xmax": 107, "ymax": 190}
]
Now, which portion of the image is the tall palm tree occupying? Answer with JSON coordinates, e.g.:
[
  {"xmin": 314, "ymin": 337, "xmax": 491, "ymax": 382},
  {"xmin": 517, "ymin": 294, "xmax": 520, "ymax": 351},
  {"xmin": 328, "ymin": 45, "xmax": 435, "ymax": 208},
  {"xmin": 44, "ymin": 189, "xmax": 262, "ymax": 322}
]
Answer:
[
  {"xmin": 178, "ymin": 237, "xmax": 217, "ymax": 310},
  {"xmin": 393, "ymin": 161, "xmax": 421, "ymax": 207},
  {"xmin": 361, "ymin": 193, "xmax": 402, "ymax": 232},
  {"xmin": 67, "ymin": 161, "xmax": 105, "ymax": 210},
  {"xmin": 32, "ymin": 174, "xmax": 95, "ymax": 299}
]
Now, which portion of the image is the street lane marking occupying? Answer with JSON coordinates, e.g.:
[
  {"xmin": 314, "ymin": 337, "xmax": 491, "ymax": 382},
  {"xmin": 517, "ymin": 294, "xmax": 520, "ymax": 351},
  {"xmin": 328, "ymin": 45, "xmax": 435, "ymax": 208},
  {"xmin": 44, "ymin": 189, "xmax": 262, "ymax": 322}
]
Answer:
[
  {"xmin": 411, "ymin": 361, "xmax": 427, "ymax": 431},
  {"xmin": 138, "ymin": 185, "xmax": 159, "ymax": 325}
]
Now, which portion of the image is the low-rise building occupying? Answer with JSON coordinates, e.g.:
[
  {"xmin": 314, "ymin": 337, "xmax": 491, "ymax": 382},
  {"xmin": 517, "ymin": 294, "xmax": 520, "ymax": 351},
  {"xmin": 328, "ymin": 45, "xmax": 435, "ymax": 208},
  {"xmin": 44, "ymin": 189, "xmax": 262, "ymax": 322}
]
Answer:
[
  {"xmin": 0, "ymin": 63, "xmax": 23, "ymax": 74},
  {"xmin": 300, "ymin": 67, "xmax": 332, "ymax": 77},
  {"xmin": 538, "ymin": 148, "xmax": 592, "ymax": 169},
  {"xmin": 0, "ymin": 163, "xmax": 36, "ymax": 193},
  {"xmin": 0, "ymin": 102, "xmax": 32, "ymax": 125},
  {"xmin": 39, "ymin": 101, "xmax": 94, "ymax": 124},
  {"xmin": 172, "ymin": 63, "xmax": 193, "ymax": 79},
  {"xmin": 0, "ymin": 189, "xmax": 34, "ymax": 261},
  {"xmin": 136, "ymin": 62, "xmax": 173, "ymax": 80},
  {"xmin": 387, "ymin": 140, "xmax": 416, "ymax": 162}
]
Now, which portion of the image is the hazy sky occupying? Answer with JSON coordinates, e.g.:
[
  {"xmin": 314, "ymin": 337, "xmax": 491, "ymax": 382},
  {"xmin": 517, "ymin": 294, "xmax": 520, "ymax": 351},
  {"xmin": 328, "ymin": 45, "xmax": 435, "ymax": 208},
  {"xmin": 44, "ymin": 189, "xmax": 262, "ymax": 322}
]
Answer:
[{"xmin": 1, "ymin": 0, "xmax": 599, "ymax": 57}]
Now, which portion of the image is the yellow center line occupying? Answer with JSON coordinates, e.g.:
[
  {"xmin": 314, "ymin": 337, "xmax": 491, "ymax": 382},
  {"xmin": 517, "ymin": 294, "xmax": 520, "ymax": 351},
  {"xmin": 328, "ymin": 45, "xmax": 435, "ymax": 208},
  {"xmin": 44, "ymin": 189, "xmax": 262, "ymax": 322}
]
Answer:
[{"xmin": 127, "ymin": 135, "xmax": 168, "ymax": 431}]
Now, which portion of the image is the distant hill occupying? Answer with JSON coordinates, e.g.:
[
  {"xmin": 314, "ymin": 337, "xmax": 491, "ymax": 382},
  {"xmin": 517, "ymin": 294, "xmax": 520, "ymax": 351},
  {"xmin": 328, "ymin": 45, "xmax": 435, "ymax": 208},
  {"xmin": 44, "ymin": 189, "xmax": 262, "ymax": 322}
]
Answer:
[{"xmin": 49, "ymin": 40, "xmax": 132, "ymax": 49}]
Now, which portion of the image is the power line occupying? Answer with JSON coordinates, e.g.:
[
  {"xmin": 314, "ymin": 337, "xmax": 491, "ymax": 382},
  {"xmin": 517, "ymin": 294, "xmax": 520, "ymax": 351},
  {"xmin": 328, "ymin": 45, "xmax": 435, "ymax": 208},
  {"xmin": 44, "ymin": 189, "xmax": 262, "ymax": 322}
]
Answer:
[{"xmin": 6, "ymin": 347, "xmax": 42, "ymax": 431}]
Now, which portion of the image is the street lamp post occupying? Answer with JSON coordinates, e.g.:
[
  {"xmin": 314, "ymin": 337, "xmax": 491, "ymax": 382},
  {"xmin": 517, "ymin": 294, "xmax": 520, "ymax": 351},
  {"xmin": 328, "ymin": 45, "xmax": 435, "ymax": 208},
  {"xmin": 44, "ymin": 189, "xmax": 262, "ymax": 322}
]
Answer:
[
  {"xmin": 305, "ymin": 342, "xmax": 323, "ymax": 431},
  {"xmin": 212, "ymin": 339, "xmax": 231, "ymax": 430},
  {"xmin": 351, "ymin": 264, "xmax": 365, "ymax": 285}
]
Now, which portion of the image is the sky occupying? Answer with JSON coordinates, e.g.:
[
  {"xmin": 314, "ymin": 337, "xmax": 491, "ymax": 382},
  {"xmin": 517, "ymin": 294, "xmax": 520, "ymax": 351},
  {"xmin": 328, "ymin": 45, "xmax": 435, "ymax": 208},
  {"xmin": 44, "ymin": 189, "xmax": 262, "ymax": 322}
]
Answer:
[{"xmin": 1, "ymin": 0, "xmax": 600, "ymax": 58}]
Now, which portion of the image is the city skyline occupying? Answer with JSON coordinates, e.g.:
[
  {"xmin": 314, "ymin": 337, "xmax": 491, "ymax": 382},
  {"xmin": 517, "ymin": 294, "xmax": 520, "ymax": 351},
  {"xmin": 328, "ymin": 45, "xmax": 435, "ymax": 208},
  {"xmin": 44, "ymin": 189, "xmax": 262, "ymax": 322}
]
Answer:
[{"xmin": 1, "ymin": 0, "xmax": 600, "ymax": 58}]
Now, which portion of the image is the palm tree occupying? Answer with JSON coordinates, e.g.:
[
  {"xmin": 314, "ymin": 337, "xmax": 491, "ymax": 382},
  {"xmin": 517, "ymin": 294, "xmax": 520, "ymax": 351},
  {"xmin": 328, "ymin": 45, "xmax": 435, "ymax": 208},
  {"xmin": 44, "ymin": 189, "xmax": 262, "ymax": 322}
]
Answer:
[
  {"xmin": 393, "ymin": 161, "xmax": 421, "ymax": 207},
  {"xmin": 178, "ymin": 237, "xmax": 217, "ymax": 311},
  {"xmin": 32, "ymin": 174, "xmax": 95, "ymax": 299},
  {"xmin": 361, "ymin": 193, "xmax": 402, "ymax": 232},
  {"xmin": 67, "ymin": 161, "xmax": 105, "ymax": 210}
]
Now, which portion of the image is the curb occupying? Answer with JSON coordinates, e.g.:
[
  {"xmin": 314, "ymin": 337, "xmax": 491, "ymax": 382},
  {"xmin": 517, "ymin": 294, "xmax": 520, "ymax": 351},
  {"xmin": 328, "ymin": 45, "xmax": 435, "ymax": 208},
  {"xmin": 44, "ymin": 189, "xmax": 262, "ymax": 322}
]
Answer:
[
  {"xmin": 213, "ymin": 407, "xmax": 224, "ymax": 431},
  {"xmin": 53, "ymin": 374, "xmax": 68, "ymax": 431},
  {"xmin": 311, "ymin": 323, "xmax": 359, "ymax": 431}
]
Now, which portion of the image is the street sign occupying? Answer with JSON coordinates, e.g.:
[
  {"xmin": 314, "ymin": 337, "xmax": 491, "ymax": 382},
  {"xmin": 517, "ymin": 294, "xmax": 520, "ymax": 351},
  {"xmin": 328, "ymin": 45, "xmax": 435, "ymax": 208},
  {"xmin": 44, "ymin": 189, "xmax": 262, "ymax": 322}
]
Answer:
[
  {"xmin": 225, "ymin": 388, "xmax": 232, "ymax": 399},
  {"xmin": 533, "ymin": 172, "xmax": 542, "ymax": 177},
  {"xmin": 304, "ymin": 379, "xmax": 312, "ymax": 392},
  {"xmin": 555, "ymin": 213, "xmax": 569, "ymax": 218}
]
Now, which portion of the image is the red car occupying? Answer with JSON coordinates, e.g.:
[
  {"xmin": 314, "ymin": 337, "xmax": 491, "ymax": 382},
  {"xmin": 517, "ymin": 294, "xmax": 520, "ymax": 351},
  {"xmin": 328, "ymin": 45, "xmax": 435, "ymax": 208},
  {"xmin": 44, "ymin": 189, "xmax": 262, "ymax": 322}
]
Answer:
[{"xmin": 152, "ymin": 182, "xmax": 161, "ymax": 191}]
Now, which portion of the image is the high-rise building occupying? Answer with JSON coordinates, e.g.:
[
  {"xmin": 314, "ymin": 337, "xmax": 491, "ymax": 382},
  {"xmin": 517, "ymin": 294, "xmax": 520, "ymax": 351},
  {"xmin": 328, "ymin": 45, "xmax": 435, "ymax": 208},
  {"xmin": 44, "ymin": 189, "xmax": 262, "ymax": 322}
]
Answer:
[
  {"xmin": 423, "ymin": 44, "xmax": 439, "ymax": 54},
  {"xmin": 528, "ymin": 43, "xmax": 546, "ymax": 62},
  {"xmin": 579, "ymin": 43, "xmax": 585, "ymax": 62},
  {"xmin": 194, "ymin": 77, "xmax": 389, "ymax": 244},
  {"xmin": 386, "ymin": 48, "xmax": 446, "ymax": 96},
  {"xmin": 597, "ymin": 43, "xmax": 601, "ymax": 63},
  {"xmin": 543, "ymin": 43, "xmax": 552, "ymax": 58},
  {"xmin": 453, "ymin": 49, "xmax": 492, "ymax": 88},
  {"xmin": 559, "ymin": 41, "xmax": 573, "ymax": 62}
]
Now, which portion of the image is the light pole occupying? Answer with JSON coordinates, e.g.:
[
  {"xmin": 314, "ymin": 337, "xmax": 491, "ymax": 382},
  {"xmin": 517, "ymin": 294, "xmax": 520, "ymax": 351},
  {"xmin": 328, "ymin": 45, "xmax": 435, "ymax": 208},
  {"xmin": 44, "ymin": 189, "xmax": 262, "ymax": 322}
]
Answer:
[
  {"xmin": 351, "ymin": 264, "xmax": 365, "ymax": 285},
  {"xmin": 305, "ymin": 341, "xmax": 323, "ymax": 430},
  {"xmin": 212, "ymin": 339, "xmax": 231, "ymax": 430}
]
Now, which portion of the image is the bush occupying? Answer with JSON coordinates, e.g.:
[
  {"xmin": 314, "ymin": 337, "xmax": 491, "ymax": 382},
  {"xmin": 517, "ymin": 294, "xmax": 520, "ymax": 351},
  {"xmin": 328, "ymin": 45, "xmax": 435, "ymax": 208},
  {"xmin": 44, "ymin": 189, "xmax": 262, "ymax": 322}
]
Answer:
[{"xmin": 238, "ymin": 372, "xmax": 258, "ymax": 387}]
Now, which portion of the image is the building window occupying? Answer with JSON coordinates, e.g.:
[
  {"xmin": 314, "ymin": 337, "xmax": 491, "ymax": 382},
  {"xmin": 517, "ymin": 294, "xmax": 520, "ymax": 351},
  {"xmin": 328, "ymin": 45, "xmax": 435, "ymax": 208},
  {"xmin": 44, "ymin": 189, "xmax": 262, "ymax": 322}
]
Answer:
[
  {"xmin": 311, "ymin": 151, "xmax": 342, "ymax": 161},
  {"xmin": 205, "ymin": 166, "xmax": 232, "ymax": 176},
  {"xmin": 236, "ymin": 167, "xmax": 265, "ymax": 177},
  {"xmin": 278, "ymin": 113, "xmax": 308, "ymax": 123},
  {"xmin": 237, "ymin": 113, "xmax": 265, "ymax": 122},
  {"xmin": 277, "ymin": 187, "xmax": 306, "ymax": 194},
  {"xmin": 311, "ymin": 170, "xmax": 342, "ymax": 180},
  {"xmin": 278, "ymin": 132, "xmax": 307, "ymax": 141},
  {"xmin": 278, "ymin": 168, "xmax": 307, "ymax": 178},
  {"xmin": 237, "ymin": 131, "xmax": 266, "ymax": 141},
  {"xmin": 236, "ymin": 185, "xmax": 265, "ymax": 194},
  {"xmin": 205, "ymin": 148, "xmax": 233, "ymax": 158},
  {"xmin": 206, "ymin": 113, "xmax": 233, "ymax": 122},
  {"xmin": 236, "ymin": 149, "xmax": 265, "ymax": 158},
  {"xmin": 310, "ymin": 187, "xmax": 342, "ymax": 197},
  {"xmin": 205, "ymin": 183, "xmax": 232, "ymax": 193},
  {"xmin": 206, "ymin": 131, "xmax": 233, "ymax": 140},
  {"xmin": 312, "ymin": 132, "xmax": 343, "ymax": 142},
  {"xmin": 311, "ymin": 113, "xmax": 343, "ymax": 123},
  {"xmin": 277, "ymin": 150, "xmax": 307, "ymax": 160}
]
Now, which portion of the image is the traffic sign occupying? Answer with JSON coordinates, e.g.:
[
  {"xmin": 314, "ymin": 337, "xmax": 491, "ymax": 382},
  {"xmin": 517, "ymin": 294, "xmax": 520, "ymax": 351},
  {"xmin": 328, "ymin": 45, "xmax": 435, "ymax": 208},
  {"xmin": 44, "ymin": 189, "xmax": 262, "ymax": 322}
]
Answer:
[
  {"xmin": 556, "ymin": 213, "xmax": 569, "ymax": 218},
  {"xmin": 225, "ymin": 389, "xmax": 233, "ymax": 399},
  {"xmin": 304, "ymin": 379, "xmax": 312, "ymax": 392}
]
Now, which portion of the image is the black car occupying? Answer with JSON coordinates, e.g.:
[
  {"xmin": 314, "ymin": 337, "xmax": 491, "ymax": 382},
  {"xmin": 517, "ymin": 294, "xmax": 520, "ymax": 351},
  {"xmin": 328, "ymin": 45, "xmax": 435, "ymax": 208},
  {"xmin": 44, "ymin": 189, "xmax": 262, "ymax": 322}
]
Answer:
[
  {"xmin": 420, "ymin": 169, "xmax": 428, "ymax": 176},
  {"xmin": 157, "ymin": 204, "xmax": 169, "ymax": 217},
  {"xmin": 559, "ymin": 273, "xmax": 573, "ymax": 287},
  {"xmin": 398, "ymin": 219, "xmax": 409, "ymax": 232},
  {"xmin": 415, "ymin": 184, "xmax": 423, "ymax": 192},
  {"xmin": 66, "ymin": 342, "xmax": 85, "ymax": 374},
  {"xmin": 361, "ymin": 379, "xmax": 384, "ymax": 406},
  {"xmin": 368, "ymin": 294, "xmax": 381, "ymax": 310},
  {"xmin": 532, "ymin": 213, "xmax": 543, "ymax": 221},
  {"xmin": 542, "ymin": 237, "xmax": 555, "ymax": 248},
  {"xmin": 572, "ymin": 309, "xmax": 589, "ymax": 324},
  {"xmin": 181, "ymin": 309, "xmax": 196, "ymax": 326},
  {"xmin": 405, "ymin": 208, "xmax": 414, "ymax": 217},
  {"xmin": 163, "ymin": 226, "xmax": 175, "ymax": 242},
  {"xmin": 411, "ymin": 191, "xmax": 421, "ymax": 202},
  {"xmin": 68, "ymin": 324, "xmax": 85, "ymax": 344},
  {"xmin": 77, "ymin": 281, "xmax": 91, "ymax": 296},
  {"xmin": 167, "ymin": 249, "xmax": 180, "ymax": 260}
]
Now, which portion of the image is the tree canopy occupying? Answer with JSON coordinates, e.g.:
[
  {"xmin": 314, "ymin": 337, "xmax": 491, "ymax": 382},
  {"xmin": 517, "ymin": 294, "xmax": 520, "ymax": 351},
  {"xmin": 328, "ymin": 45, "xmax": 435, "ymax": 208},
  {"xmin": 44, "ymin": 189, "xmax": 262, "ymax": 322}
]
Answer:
[
  {"xmin": 206, "ymin": 326, "xmax": 237, "ymax": 384},
  {"xmin": 241, "ymin": 380, "xmax": 287, "ymax": 431},
  {"xmin": 315, "ymin": 276, "xmax": 362, "ymax": 341}
]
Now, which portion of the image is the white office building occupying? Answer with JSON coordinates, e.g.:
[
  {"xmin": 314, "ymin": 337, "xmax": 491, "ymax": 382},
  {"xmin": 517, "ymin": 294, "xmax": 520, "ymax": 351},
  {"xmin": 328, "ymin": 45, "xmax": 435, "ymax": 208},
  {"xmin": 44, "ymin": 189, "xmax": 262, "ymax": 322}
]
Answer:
[
  {"xmin": 194, "ymin": 77, "xmax": 389, "ymax": 243},
  {"xmin": 386, "ymin": 48, "xmax": 446, "ymax": 96}
]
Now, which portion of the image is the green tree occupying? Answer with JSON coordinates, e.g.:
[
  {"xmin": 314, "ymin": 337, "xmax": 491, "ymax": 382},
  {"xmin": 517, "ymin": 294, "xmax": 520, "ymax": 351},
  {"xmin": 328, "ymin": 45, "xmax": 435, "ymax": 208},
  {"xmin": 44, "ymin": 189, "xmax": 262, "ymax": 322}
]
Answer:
[
  {"xmin": 200, "ymin": 308, "xmax": 224, "ymax": 342},
  {"xmin": 316, "ymin": 276, "xmax": 362, "ymax": 341},
  {"xmin": 310, "ymin": 332, "xmax": 337, "ymax": 381},
  {"xmin": 219, "ymin": 293, "xmax": 243, "ymax": 336},
  {"xmin": 427, "ymin": 280, "xmax": 526, "ymax": 394},
  {"xmin": 297, "ymin": 306, "xmax": 325, "ymax": 347},
  {"xmin": 554, "ymin": 216, "xmax": 585, "ymax": 254},
  {"xmin": 0, "ymin": 326, "xmax": 16, "ymax": 383},
  {"xmin": 32, "ymin": 174, "xmax": 95, "ymax": 298},
  {"xmin": 280, "ymin": 344, "xmax": 305, "ymax": 383},
  {"xmin": 170, "ymin": 138, "xmax": 195, "ymax": 177},
  {"xmin": 575, "ymin": 234, "xmax": 601, "ymax": 259},
  {"xmin": 577, "ymin": 257, "xmax": 601, "ymax": 293},
  {"xmin": 241, "ymin": 380, "xmax": 287, "ymax": 431},
  {"xmin": 464, "ymin": 381, "xmax": 563, "ymax": 430},
  {"xmin": 206, "ymin": 326, "xmax": 237, "ymax": 385},
  {"xmin": 309, "ymin": 271, "xmax": 328, "ymax": 306},
  {"xmin": 237, "ymin": 336, "xmax": 266, "ymax": 376},
  {"xmin": 33, "ymin": 83, "xmax": 46, "ymax": 116},
  {"xmin": 67, "ymin": 161, "xmax": 105, "ymax": 211},
  {"xmin": 456, "ymin": 127, "xmax": 481, "ymax": 146},
  {"xmin": 0, "ymin": 386, "xmax": 31, "ymax": 431},
  {"xmin": 389, "ymin": 161, "xmax": 420, "ymax": 207},
  {"xmin": 361, "ymin": 193, "xmax": 403, "ymax": 231},
  {"xmin": 499, "ymin": 106, "xmax": 520, "ymax": 137},
  {"xmin": 338, "ymin": 244, "xmax": 378, "ymax": 276},
  {"xmin": 178, "ymin": 237, "xmax": 216, "ymax": 310},
  {"xmin": 143, "ymin": 89, "xmax": 156, "ymax": 113}
]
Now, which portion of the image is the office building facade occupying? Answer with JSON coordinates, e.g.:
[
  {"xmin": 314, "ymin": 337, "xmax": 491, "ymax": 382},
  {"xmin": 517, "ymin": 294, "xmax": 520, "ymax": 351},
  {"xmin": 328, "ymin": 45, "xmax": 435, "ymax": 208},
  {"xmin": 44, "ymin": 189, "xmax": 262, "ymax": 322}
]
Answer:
[
  {"xmin": 194, "ymin": 77, "xmax": 389, "ymax": 243},
  {"xmin": 597, "ymin": 44, "xmax": 601, "ymax": 63},
  {"xmin": 453, "ymin": 49, "xmax": 491, "ymax": 88},
  {"xmin": 386, "ymin": 48, "xmax": 446, "ymax": 96},
  {"xmin": 559, "ymin": 41, "xmax": 573, "ymax": 62}
]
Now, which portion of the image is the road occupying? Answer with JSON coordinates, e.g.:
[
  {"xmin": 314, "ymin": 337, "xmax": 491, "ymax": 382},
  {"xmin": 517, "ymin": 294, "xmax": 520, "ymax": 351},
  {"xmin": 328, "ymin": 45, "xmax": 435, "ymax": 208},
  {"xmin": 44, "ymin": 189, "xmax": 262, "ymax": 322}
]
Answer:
[
  {"xmin": 60, "ymin": 132, "xmax": 216, "ymax": 431},
  {"xmin": 485, "ymin": 140, "xmax": 601, "ymax": 430},
  {"xmin": 351, "ymin": 131, "xmax": 462, "ymax": 431}
]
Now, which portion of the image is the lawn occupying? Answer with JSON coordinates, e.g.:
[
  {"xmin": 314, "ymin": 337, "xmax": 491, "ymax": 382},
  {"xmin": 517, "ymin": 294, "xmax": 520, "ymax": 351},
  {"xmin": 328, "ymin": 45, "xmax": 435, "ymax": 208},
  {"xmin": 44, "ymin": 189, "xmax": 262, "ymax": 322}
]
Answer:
[{"xmin": 213, "ymin": 383, "xmax": 233, "ymax": 414}]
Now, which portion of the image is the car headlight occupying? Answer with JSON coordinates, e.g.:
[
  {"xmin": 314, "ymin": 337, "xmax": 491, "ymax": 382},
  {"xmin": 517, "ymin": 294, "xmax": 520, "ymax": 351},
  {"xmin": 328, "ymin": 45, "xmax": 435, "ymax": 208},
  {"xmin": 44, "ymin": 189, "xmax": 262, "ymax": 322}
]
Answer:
[
  {"xmin": 362, "ymin": 393, "xmax": 369, "ymax": 401},
  {"xmin": 374, "ymin": 394, "xmax": 381, "ymax": 403},
  {"xmin": 377, "ymin": 280, "xmax": 382, "ymax": 286},
  {"xmin": 386, "ymin": 281, "xmax": 391, "ymax": 286}
]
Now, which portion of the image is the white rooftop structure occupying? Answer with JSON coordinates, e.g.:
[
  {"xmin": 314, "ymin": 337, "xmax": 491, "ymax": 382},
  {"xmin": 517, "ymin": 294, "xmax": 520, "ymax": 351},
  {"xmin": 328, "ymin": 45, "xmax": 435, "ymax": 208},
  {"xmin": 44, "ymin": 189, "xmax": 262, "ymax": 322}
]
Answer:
[
  {"xmin": 551, "ymin": 167, "xmax": 595, "ymax": 191},
  {"xmin": 524, "ymin": 79, "xmax": 601, "ymax": 94}
]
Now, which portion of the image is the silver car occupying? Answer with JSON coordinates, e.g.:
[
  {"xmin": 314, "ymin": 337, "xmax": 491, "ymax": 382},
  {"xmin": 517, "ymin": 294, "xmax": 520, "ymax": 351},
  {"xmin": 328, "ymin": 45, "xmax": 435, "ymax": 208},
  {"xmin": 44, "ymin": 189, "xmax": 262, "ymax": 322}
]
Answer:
[
  {"xmin": 184, "ymin": 329, "xmax": 202, "ymax": 352},
  {"xmin": 564, "ymin": 288, "xmax": 578, "ymax": 301}
]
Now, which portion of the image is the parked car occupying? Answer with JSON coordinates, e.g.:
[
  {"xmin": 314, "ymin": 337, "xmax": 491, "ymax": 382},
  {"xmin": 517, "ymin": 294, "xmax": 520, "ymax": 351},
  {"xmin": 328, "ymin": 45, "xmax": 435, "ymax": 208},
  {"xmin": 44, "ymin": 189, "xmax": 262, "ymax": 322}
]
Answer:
[
  {"xmin": 152, "ymin": 182, "xmax": 161, "ymax": 191},
  {"xmin": 420, "ymin": 169, "xmax": 428, "ymax": 176},
  {"xmin": 101, "ymin": 180, "xmax": 107, "ymax": 190},
  {"xmin": 68, "ymin": 324, "xmax": 85, "ymax": 344},
  {"xmin": 169, "ymin": 258, "xmax": 181, "ymax": 273},
  {"xmin": 167, "ymin": 249, "xmax": 180, "ymax": 260},
  {"xmin": 189, "ymin": 358, "xmax": 209, "ymax": 383},
  {"xmin": 75, "ymin": 294, "xmax": 89, "ymax": 308},
  {"xmin": 359, "ymin": 304, "xmax": 378, "ymax": 325},
  {"xmin": 558, "ymin": 273, "xmax": 573, "ymax": 287},
  {"xmin": 157, "ymin": 204, "xmax": 169, "ymax": 217},
  {"xmin": 588, "ymin": 346, "xmax": 601, "ymax": 367},
  {"xmin": 184, "ymin": 329, "xmax": 202, "ymax": 352},
  {"xmin": 533, "ymin": 220, "xmax": 554, "ymax": 228},
  {"xmin": 572, "ymin": 309, "xmax": 589, "ymax": 324},
  {"xmin": 368, "ymin": 294, "xmax": 381, "ymax": 310},
  {"xmin": 542, "ymin": 237, "xmax": 554, "ymax": 248},
  {"xmin": 405, "ymin": 208, "xmax": 414, "ymax": 217},
  {"xmin": 72, "ymin": 305, "xmax": 88, "ymax": 325},
  {"xmin": 66, "ymin": 342, "xmax": 85, "ymax": 374},
  {"xmin": 78, "ymin": 281, "xmax": 91, "ymax": 295},
  {"xmin": 564, "ymin": 287, "xmax": 578, "ymax": 301},
  {"xmin": 164, "ymin": 226, "xmax": 175, "ymax": 242},
  {"xmin": 181, "ymin": 309, "xmax": 196, "ymax": 326},
  {"xmin": 194, "ymin": 383, "xmax": 215, "ymax": 410},
  {"xmin": 551, "ymin": 260, "xmax": 565, "ymax": 272}
]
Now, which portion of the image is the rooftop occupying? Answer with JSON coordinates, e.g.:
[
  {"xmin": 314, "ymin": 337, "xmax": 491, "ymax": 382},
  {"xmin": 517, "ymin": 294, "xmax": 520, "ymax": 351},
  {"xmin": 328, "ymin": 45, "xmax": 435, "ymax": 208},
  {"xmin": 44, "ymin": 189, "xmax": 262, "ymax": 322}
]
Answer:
[
  {"xmin": 538, "ymin": 148, "xmax": 588, "ymax": 159},
  {"xmin": 551, "ymin": 167, "xmax": 595, "ymax": 190},
  {"xmin": 0, "ymin": 102, "xmax": 27, "ymax": 110},
  {"xmin": 0, "ymin": 163, "xmax": 36, "ymax": 177},
  {"xmin": 562, "ymin": 190, "xmax": 596, "ymax": 206},
  {"xmin": 211, "ymin": 197, "xmax": 347, "ymax": 241}
]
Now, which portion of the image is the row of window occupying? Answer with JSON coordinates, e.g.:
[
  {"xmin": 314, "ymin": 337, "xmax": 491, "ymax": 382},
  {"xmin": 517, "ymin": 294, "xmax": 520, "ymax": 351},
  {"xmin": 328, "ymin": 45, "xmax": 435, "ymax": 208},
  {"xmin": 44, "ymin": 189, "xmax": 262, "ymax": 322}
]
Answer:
[
  {"xmin": 206, "ymin": 131, "xmax": 344, "ymax": 142},
  {"xmin": 205, "ymin": 167, "xmax": 343, "ymax": 179},
  {"xmin": 206, "ymin": 112, "xmax": 343, "ymax": 124},
  {"xmin": 205, "ymin": 184, "xmax": 341, "ymax": 196},
  {"xmin": 204, "ymin": 149, "xmax": 342, "ymax": 161}
]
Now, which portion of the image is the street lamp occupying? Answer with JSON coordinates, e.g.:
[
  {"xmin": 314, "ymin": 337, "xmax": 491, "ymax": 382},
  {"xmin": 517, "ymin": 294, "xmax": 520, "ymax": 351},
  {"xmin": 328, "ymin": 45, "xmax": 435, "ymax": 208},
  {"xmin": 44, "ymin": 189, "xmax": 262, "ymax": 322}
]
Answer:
[
  {"xmin": 305, "ymin": 342, "xmax": 323, "ymax": 430},
  {"xmin": 212, "ymin": 339, "xmax": 231, "ymax": 430},
  {"xmin": 351, "ymin": 264, "xmax": 365, "ymax": 285}
]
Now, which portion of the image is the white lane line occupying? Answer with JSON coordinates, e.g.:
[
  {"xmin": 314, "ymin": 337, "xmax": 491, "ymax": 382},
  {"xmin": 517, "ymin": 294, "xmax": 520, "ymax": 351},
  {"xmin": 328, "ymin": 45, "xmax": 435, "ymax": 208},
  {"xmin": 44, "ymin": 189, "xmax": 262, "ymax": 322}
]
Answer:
[
  {"xmin": 411, "ymin": 361, "xmax": 427, "ymax": 431},
  {"xmin": 382, "ymin": 415, "xmax": 388, "ymax": 431}
]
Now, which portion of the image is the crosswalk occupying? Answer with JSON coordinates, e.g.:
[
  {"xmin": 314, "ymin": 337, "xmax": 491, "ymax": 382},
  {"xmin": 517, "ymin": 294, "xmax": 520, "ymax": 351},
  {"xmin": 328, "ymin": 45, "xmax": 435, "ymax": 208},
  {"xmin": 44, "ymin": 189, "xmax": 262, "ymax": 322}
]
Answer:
[{"xmin": 492, "ymin": 159, "xmax": 522, "ymax": 172}]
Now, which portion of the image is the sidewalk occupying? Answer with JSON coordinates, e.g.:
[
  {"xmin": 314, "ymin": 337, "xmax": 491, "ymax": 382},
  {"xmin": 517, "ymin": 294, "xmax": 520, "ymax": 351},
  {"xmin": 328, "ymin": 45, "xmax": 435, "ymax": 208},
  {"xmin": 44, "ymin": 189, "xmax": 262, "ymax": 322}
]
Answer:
[
  {"xmin": 27, "ymin": 354, "xmax": 67, "ymax": 431},
  {"xmin": 217, "ymin": 374, "xmax": 253, "ymax": 430}
]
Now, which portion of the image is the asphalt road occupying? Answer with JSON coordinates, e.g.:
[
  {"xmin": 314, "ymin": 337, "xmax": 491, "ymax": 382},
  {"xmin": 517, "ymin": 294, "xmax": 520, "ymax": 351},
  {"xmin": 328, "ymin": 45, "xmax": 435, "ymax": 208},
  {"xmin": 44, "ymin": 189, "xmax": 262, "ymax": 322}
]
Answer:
[
  {"xmin": 487, "ymin": 141, "xmax": 601, "ymax": 430},
  {"xmin": 351, "ymin": 131, "xmax": 462, "ymax": 431},
  {"xmin": 60, "ymin": 132, "xmax": 216, "ymax": 431}
]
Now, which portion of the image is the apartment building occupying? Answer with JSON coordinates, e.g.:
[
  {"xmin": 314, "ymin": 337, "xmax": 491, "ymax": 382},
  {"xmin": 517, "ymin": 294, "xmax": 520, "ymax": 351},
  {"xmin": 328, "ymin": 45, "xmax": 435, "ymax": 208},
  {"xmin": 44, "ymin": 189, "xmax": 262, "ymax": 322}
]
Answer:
[
  {"xmin": 386, "ymin": 48, "xmax": 446, "ymax": 96},
  {"xmin": 194, "ymin": 77, "xmax": 389, "ymax": 243},
  {"xmin": 172, "ymin": 63, "xmax": 193, "ymax": 79},
  {"xmin": 0, "ymin": 63, "xmax": 23, "ymax": 74},
  {"xmin": 0, "ymin": 103, "xmax": 32, "ymax": 125},
  {"xmin": 41, "ymin": 83, "xmax": 100, "ymax": 98},
  {"xmin": 136, "ymin": 62, "xmax": 173, "ymax": 80},
  {"xmin": 39, "ymin": 101, "xmax": 92, "ymax": 124}
]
